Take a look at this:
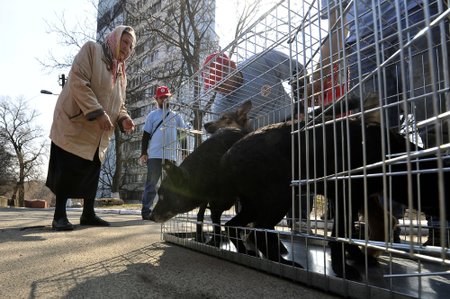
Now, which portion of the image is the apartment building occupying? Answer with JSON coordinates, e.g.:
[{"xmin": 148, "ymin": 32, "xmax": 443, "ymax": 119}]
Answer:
[{"xmin": 96, "ymin": 0, "xmax": 217, "ymax": 200}]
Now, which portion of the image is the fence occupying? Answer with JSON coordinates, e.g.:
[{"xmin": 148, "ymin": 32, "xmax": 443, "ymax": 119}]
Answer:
[{"xmin": 158, "ymin": 1, "xmax": 450, "ymax": 298}]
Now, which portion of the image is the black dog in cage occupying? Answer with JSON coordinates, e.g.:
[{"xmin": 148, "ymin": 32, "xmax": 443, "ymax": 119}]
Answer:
[
  {"xmin": 150, "ymin": 101, "xmax": 252, "ymax": 246},
  {"xmin": 221, "ymin": 118, "xmax": 449, "ymax": 280}
]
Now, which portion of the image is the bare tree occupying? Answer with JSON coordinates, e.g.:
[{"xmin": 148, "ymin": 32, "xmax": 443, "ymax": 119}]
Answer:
[
  {"xmin": 0, "ymin": 96, "xmax": 47, "ymax": 207},
  {"xmin": 0, "ymin": 140, "xmax": 15, "ymax": 196},
  {"xmin": 37, "ymin": 0, "xmax": 98, "ymax": 72}
]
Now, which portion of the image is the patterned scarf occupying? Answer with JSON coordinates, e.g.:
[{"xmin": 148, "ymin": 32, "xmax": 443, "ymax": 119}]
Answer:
[{"xmin": 102, "ymin": 25, "xmax": 136, "ymax": 87}]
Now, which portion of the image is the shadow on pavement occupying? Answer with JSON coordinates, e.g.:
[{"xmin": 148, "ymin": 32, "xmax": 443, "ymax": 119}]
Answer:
[
  {"xmin": 28, "ymin": 242, "xmax": 331, "ymax": 298},
  {"xmin": 0, "ymin": 216, "xmax": 152, "ymax": 244}
]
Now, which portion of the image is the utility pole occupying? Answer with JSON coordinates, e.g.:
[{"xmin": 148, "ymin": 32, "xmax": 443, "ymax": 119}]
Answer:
[{"xmin": 59, "ymin": 74, "xmax": 66, "ymax": 88}]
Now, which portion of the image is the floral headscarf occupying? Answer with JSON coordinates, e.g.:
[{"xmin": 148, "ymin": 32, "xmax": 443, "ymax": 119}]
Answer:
[{"xmin": 103, "ymin": 25, "xmax": 136, "ymax": 86}]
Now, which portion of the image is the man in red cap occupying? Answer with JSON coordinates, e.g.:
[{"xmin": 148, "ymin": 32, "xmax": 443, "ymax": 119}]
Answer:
[{"xmin": 139, "ymin": 86, "xmax": 187, "ymax": 220}]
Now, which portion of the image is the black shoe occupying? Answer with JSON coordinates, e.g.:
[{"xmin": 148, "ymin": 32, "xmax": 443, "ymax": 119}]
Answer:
[
  {"xmin": 142, "ymin": 214, "xmax": 151, "ymax": 220},
  {"xmin": 80, "ymin": 215, "xmax": 110, "ymax": 226},
  {"xmin": 52, "ymin": 218, "xmax": 74, "ymax": 231}
]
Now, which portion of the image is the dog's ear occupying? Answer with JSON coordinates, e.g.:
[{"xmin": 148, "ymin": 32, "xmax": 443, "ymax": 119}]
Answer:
[
  {"xmin": 162, "ymin": 160, "xmax": 186, "ymax": 181},
  {"xmin": 237, "ymin": 100, "xmax": 252, "ymax": 117},
  {"xmin": 236, "ymin": 100, "xmax": 252, "ymax": 132}
]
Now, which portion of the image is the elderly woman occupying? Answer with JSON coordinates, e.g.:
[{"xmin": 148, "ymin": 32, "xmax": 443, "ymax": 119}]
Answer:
[{"xmin": 46, "ymin": 25, "xmax": 137, "ymax": 231}]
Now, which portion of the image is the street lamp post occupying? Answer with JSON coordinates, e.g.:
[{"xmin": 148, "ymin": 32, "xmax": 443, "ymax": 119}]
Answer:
[
  {"xmin": 59, "ymin": 74, "xmax": 67, "ymax": 87},
  {"xmin": 41, "ymin": 73, "xmax": 66, "ymax": 95},
  {"xmin": 40, "ymin": 90, "xmax": 59, "ymax": 95}
]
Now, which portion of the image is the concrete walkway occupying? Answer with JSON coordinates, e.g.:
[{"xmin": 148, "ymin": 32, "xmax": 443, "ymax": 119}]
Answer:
[{"xmin": 0, "ymin": 208, "xmax": 340, "ymax": 299}]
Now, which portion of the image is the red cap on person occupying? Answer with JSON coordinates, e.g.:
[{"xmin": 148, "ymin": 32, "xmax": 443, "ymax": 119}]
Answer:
[
  {"xmin": 155, "ymin": 86, "xmax": 172, "ymax": 99},
  {"xmin": 202, "ymin": 52, "xmax": 237, "ymax": 90}
]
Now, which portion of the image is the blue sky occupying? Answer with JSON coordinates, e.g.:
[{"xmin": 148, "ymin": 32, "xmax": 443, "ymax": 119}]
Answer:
[{"xmin": 0, "ymin": 0, "xmax": 96, "ymax": 135}]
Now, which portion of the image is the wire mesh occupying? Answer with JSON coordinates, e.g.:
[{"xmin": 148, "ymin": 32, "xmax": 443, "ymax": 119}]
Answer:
[{"xmin": 158, "ymin": 1, "xmax": 450, "ymax": 298}]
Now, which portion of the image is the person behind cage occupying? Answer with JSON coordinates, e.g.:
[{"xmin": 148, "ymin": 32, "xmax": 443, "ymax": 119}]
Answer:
[
  {"xmin": 140, "ymin": 86, "xmax": 187, "ymax": 220},
  {"xmin": 203, "ymin": 49, "xmax": 304, "ymax": 128},
  {"xmin": 46, "ymin": 25, "xmax": 137, "ymax": 231},
  {"xmin": 317, "ymin": 0, "xmax": 449, "ymax": 145},
  {"xmin": 316, "ymin": 0, "xmax": 449, "ymax": 245}
]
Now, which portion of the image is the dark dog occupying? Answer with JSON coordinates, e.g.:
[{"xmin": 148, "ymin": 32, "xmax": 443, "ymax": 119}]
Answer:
[
  {"xmin": 150, "ymin": 101, "xmax": 252, "ymax": 245},
  {"xmin": 221, "ymin": 119, "xmax": 449, "ymax": 279},
  {"xmin": 221, "ymin": 121, "xmax": 300, "ymax": 267}
]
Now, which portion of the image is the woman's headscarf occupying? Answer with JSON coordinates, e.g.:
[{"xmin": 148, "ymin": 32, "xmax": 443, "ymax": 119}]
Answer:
[{"xmin": 103, "ymin": 25, "xmax": 136, "ymax": 86}]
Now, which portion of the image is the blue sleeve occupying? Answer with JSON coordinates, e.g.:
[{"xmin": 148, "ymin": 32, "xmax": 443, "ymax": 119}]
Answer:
[
  {"xmin": 263, "ymin": 50, "xmax": 304, "ymax": 81},
  {"xmin": 143, "ymin": 112, "xmax": 154, "ymax": 134},
  {"xmin": 264, "ymin": 50, "xmax": 291, "ymax": 80}
]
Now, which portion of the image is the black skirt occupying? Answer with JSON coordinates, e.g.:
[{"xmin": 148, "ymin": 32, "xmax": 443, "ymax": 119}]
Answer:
[{"xmin": 46, "ymin": 142, "xmax": 101, "ymax": 199}]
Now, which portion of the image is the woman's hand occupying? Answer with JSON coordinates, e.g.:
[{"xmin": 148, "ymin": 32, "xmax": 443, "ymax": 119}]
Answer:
[
  {"xmin": 121, "ymin": 117, "xmax": 135, "ymax": 133},
  {"xmin": 96, "ymin": 113, "xmax": 114, "ymax": 131}
]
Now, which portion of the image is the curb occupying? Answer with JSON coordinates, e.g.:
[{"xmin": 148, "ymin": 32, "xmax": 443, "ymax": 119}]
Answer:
[
  {"xmin": 2, "ymin": 207, "xmax": 142, "ymax": 216},
  {"xmin": 67, "ymin": 207, "xmax": 141, "ymax": 215}
]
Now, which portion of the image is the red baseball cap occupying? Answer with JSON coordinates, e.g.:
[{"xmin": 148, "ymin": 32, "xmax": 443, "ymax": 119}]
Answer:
[
  {"xmin": 202, "ymin": 52, "xmax": 237, "ymax": 90},
  {"xmin": 155, "ymin": 86, "xmax": 172, "ymax": 98}
]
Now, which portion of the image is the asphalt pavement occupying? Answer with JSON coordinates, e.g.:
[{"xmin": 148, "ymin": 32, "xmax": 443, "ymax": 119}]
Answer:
[{"xmin": 0, "ymin": 207, "xmax": 341, "ymax": 299}]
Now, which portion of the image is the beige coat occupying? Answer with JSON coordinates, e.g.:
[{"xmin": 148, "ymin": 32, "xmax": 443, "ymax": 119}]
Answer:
[{"xmin": 49, "ymin": 41, "xmax": 130, "ymax": 162}]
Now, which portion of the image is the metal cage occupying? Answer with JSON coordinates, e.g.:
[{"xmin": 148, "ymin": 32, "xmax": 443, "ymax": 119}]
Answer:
[{"xmin": 158, "ymin": 1, "xmax": 450, "ymax": 298}]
